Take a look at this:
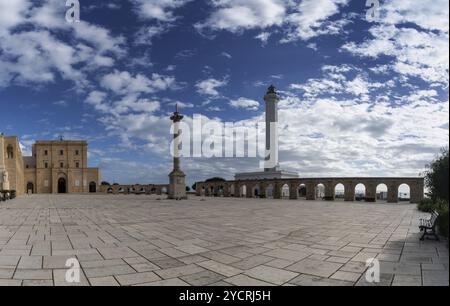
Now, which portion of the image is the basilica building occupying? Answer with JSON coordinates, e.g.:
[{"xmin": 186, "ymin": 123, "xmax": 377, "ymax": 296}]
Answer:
[{"xmin": 1, "ymin": 134, "xmax": 100, "ymax": 195}]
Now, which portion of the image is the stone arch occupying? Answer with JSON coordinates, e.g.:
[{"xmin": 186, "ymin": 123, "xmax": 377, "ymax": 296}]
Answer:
[
  {"xmin": 315, "ymin": 183, "xmax": 325, "ymax": 200},
  {"xmin": 398, "ymin": 183, "xmax": 411, "ymax": 203},
  {"xmin": 26, "ymin": 182, "xmax": 34, "ymax": 194},
  {"xmin": 281, "ymin": 183, "xmax": 290, "ymax": 199},
  {"xmin": 89, "ymin": 181, "xmax": 97, "ymax": 193},
  {"xmin": 265, "ymin": 184, "xmax": 274, "ymax": 199},
  {"xmin": 252, "ymin": 184, "xmax": 261, "ymax": 198},
  {"xmin": 58, "ymin": 177, "xmax": 67, "ymax": 194},
  {"xmin": 161, "ymin": 186, "xmax": 168, "ymax": 194},
  {"xmin": 334, "ymin": 183, "xmax": 345, "ymax": 201},
  {"xmin": 355, "ymin": 183, "xmax": 366, "ymax": 201},
  {"xmin": 118, "ymin": 187, "xmax": 125, "ymax": 193},
  {"xmin": 6, "ymin": 145, "xmax": 14, "ymax": 159},
  {"xmin": 376, "ymin": 183, "xmax": 388, "ymax": 202},
  {"xmin": 229, "ymin": 184, "xmax": 235, "ymax": 197},
  {"xmin": 107, "ymin": 187, "xmax": 113, "ymax": 194},
  {"xmin": 298, "ymin": 183, "xmax": 306, "ymax": 199},
  {"xmin": 239, "ymin": 184, "xmax": 247, "ymax": 197}
]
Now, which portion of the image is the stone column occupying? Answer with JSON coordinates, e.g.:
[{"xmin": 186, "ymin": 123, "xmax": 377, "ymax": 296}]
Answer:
[
  {"xmin": 324, "ymin": 182, "xmax": 334, "ymax": 201},
  {"xmin": 410, "ymin": 180, "xmax": 424, "ymax": 204},
  {"xmin": 387, "ymin": 183, "xmax": 398, "ymax": 203},
  {"xmin": 289, "ymin": 183, "xmax": 298, "ymax": 200},
  {"xmin": 168, "ymin": 105, "xmax": 187, "ymax": 200},
  {"xmin": 344, "ymin": 182, "xmax": 355, "ymax": 201},
  {"xmin": 365, "ymin": 183, "xmax": 377, "ymax": 202},
  {"xmin": 273, "ymin": 182, "xmax": 281, "ymax": 199},
  {"xmin": 306, "ymin": 182, "xmax": 316, "ymax": 200}
]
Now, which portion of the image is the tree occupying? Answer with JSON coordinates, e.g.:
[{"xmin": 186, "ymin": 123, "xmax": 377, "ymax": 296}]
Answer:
[
  {"xmin": 192, "ymin": 183, "xmax": 197, "ymax": 191},
  {"xmin": 186, "ymin": 186, "xmax": 191, "ymax": 192},
  {"xmin": 424, "ymin": 148, "xmax": 449, "ymax": 203},
  {"xmin": 101, "ymin": 181, "xmax": 110, "ymax": 186}
]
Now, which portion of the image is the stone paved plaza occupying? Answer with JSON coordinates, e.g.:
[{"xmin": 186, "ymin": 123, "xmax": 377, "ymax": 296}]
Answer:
[{"xmin": 0, "ymin": 195, "xmax": 448, "ymax": 286}]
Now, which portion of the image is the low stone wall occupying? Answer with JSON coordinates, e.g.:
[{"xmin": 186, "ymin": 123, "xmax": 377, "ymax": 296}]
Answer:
[
  {"xmin": 196, "ymin": 177, "xmax": 425, "ymax": 203},
  {"xmin": 99, "ymin": 184, "xmax": 169, "ymax": 195}
]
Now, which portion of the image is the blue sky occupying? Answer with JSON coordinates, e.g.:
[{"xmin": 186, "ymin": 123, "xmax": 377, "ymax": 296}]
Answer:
[{"xmin": 0, "ymin": 0, "xmax": 449, "ymax": 186}]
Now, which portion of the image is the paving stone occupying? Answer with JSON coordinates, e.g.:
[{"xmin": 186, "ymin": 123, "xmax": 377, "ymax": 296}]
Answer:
[
  {"xmin": 330, "ymin": 271, "xmax": 361, "ymax": 283},
  {"xmin": 392, "ymin": 275, "xmax": 422, "ymax": 286},
  {"xmin": 289, "ymin": 274, "xmax": 353, "ymax": 286},
  {"xmin": 225, "ymin": 274, "xmax": 274, "ymax": 286},
  {"xmin": 286, "ymin": 259, "xmax": 343, "ymax": 278},
  {"xmin": 116, "ymin": 272, "xmax": 161, "ymax": 286},
  {"xmin": 244, "ymin": 265, "xmax": 298, "ymax": 285},
  {"xmin": 18, "ymin": 256, "xmax": 42, "ymax": 269},
  {"xmin": 197, "ymin": 260, "xmax": 243, "ymax": 277},
  {"xmin": 14, "ymin": 269, "xmax": 53, "ymax": 280},
  {"xmin": 136, "ymin": 278, "xmax": 190, "ymax": 286},
  {"xmin": 154, "ymin": 264, "xmax": 204, "ymax": 279},
  {"xmin": 89, "ymin": 276, "xmax": 120, "ymax": 286},
  {"xmin": 180, "ymin": 270, "xmax": 225, "ymax": 286}
]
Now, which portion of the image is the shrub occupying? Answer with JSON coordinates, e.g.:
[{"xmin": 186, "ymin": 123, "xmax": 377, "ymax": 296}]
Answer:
[
  {"xmin": 437, "ymin": 207, "xmax": 449, "ymax": 238},
  {"xmin": 418, "ymin": 198, "xmax": 435, "ymax": 212}
]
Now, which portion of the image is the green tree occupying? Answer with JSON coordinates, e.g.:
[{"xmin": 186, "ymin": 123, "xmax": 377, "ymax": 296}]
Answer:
[{"xmin": 424, "ymin": 148, "xmax": 449, "ymax": 203}]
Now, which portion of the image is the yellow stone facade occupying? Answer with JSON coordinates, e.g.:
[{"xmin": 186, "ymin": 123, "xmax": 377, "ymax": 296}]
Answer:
[{"xmin": 1, "ymin": 135, "xmax": 100, "ymax": 195}]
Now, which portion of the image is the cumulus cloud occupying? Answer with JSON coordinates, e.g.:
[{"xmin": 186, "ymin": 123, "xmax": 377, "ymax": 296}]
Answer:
[
  {"xmin": 196, "ymin": 78, "xmax": 228, "ymax": 96},
  {"xmin": 100, "ymin": 70, "xmax": 176, "ymax": 95},
  {"xmin": 341, "ymin": 0, "xmax": 449, "ymax": 87},
  {"xmin": 230, "ymin": 98, "xmax": 260, "ymax": 110},
  {"xmin": 196, "ymin": 0, "xmax": 286, "ymax": 33},
  {"xmin": 130, "ymin": 0, "xmax": 192, "ymax": 21},
  {"xmin": 196, "ymin": 0, "xmax": 350, "ymax": 41}
]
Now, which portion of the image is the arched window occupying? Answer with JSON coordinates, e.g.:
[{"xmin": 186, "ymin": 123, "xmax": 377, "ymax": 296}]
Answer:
[{"xmin": 7, "ymin": 145, "xmax": 14, "ymax": 159}]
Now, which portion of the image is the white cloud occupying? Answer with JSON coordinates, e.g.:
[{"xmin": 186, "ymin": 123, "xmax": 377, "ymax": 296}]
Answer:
[
  {"xmin": 341, "ymin": 0, "xmax": 449, "ymax": 87},
  {"xmin": 196, "ymin": 78, "xmax": 228, "ymax": 96},
  {"xmin": 255, "ymin": 32, "xmax": 271, "ymax": 44},
  {"xmin": 100, "ymin": 70, "xmax": 176, "ymax": 95},
  {"xmin": 196, "ymin": 0, "xmax": 286, "ymax": 32},
  {"xmin": 197, "ymin": 0, "xmax": 350, "ymax": 41},
  {"xmin": 230, "ymin": 98, "xmax": 260, "ymax": 110},
  {"xmin": 284, "ymin": 0, "xmax": 350, "ymax": 41},
  {"xmin": 131, "ymin": 0, "xmax": 192, "ymax": 21}
]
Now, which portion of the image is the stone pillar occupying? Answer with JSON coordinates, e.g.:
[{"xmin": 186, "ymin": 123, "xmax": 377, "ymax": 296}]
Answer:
[
  {"xmin": 344, "ymin": 182, "xmax": 355, "ymax": 201},
  {"xmin": 223, "ymin": 185, "xmax": 230, "ymax": 197},
  {"xmin": 264, "ymin": 85, "xmax": 280, "ymax": 172},
  {"xmin": 273, "ymin": 182, "xmax": 281, "ymax": 199},
  {"xmin": 324, "ymin": 182, "xmax": 334, "ymax": 201},
  {"xmin": 410, "ymin": 180, "xmax": 424, "ymax": 204},
  {"xmin": 365, "ymin": 183, "xmax": 377, "ymax": 202},
  {"xmin": 387, "ymin": 183, "xmax": 398, "ymax": 203},
  {"xmin": 289, "ymin": 183, "xmax": 298, "ymax": 200},
  {"xmin": 168, "ymin": 104, "xmax": 187, "ymax": 200},
  {"xmin": 260, "ymin": 183, "xmax": 267, "ymax": 198},
  {"xmin": 306, "ymin": 182, "xmax": 316, "ymax": 200}
]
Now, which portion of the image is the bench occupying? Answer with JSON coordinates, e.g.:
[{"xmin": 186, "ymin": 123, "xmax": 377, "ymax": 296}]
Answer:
[{"xmin": 419, "ymin": 211, "xmax": 440, "ymax": 241}]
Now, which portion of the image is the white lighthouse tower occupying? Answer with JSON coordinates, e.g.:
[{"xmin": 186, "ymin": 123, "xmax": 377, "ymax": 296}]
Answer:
[{"xmin": 235, "ymin": 86, "xmax": 299, "ymax": 180}]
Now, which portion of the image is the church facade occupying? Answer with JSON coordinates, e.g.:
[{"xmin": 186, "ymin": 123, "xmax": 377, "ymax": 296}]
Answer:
[{"xmin": 1, "ymin": 135, "xmax": 100, "ymax": 195}]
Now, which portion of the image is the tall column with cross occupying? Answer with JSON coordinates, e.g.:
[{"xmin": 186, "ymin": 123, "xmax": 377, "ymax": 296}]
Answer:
[{"xmin": 168, "ymin": 104, "xmax": 187, "ymax": 200}]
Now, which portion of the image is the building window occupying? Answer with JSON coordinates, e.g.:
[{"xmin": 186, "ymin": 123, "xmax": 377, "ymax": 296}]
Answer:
[
  {"xmin": 44, "ymin": 150, "xmax": 48, "ymax": 156},
  {"xmin": 44, "ymin": 162, "xmax": 48, "ymax": 169},
  {"xmin": 60, "ymin": 162, "xmax": 64, "ymax": 168},
  {"xmin": 75, "ymin": 150, "xmax": 79, "ymax": 155},
  {"xmin": 7, "ymin": 145, "xmax": 13, "ymax": 159},
  {"xmin": 75, "ymin": 162, "xmax": 80, "ymax": 168},
  {"xmin": 26, "ymin": 165, "xmax": 29, "ymax": 169},
  {"xmin": 60, "ymin": 150, "xmax": 64, "ymax": 155}
]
